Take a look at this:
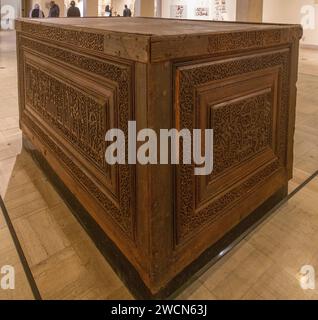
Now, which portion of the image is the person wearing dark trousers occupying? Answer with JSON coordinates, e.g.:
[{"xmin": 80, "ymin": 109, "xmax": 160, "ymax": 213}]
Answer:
[
  {"xmin": 48, "ymin": 1, "xmax": 60, "ymax": 17},
  {"xmin": 123, "ymin": 5, "xmax": 132, "ymax": 17},
  {"xmin": 67, "ymin": 1, "xmax": 81, "ymax": 17}
]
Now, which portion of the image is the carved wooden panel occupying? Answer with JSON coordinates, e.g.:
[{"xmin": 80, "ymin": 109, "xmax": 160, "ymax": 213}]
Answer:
[
  {"xmin": 209, "ymin": 90, "xmax": 272, "ymax": 172},
  {"xmin": 20, "ymin": 22, "xmax": 104, "ymax": 52},
  {"xmin": 174, "ymin": 49, "xmax": 290, "ymax": 244},
  {"xmin": 195, "ymin": 69, "xmax": 280, "ymax": 207},
  {"xmin": 209, "ymin": 91, "xmax": 273, "ymax": 176},
  {"xmin": 24, "ymin": 62, "xmax": 111, "ymax": 176},
  {"xmin": 207, "ymin": 29, "xmax": 294, "ymax": 54},
  {"xmin": 19, "ymin": 36, "xmax": 135, "ymax": 238}
]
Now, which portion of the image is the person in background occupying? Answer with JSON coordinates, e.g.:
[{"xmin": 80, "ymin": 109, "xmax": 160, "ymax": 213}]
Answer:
[
  {"xmin": 29, "ymin": 3, "xmax": 45, "ymax": 18},
  {"xmin": 105, "ymin": 5, "xmax": 112, "ymax": 17},
  {"xmin": 123, "ymin": 4, "xmax": 132, "ymax": 17},
  {"xmin": 67, "ymin": 1, "xmax": 81, "ymax": 17},
  {"xmin": 48, "ymin": 1, "xmax": 60, "ymax": 17}
]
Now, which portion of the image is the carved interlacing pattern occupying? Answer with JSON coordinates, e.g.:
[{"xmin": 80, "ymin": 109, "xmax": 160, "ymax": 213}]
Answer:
[
  {"xmin": 180, "ymin": 161, "xmax": 280, "ymax": 237},
  {"xmin": 211, "ymin": 92, "xmax": 273, "ymax": 177},
  {"xmin": 20, "ymin": 38, "xmax": 131, "ymax": 149},
  {"xmin": 18, "ymin": 22, "xmax": 302, "ymax": 61},
  {"xmin": 21, "ymin": 22, "xmax": 104, "ymax": 52},
  {"xmin": 176, "ymin": 50, "xmax": 290, "ymax": 241},
  {"xmin": 20, "ymin": 37, "xmax": 134, "ymax": 237},
  {"xmin": 25, "ymin": 63, "xmax": 108, "ymax": 172},
  {"xmin": 208, "ymin": 30, "xmax": 284, "ymax": 53},
  {"xmin": 23, "ymin": 113, "xmax": 131, "ymax": 229}
]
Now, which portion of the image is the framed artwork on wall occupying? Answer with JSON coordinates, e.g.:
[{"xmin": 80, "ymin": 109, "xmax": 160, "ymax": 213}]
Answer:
[{"xmin": 170, "ymin": 4, "xmax": 187, "ymax": 19}]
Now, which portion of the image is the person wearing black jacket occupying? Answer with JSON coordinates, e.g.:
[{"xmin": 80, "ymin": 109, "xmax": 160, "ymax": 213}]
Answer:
[
  {"xmin": 67, "ymin": 1, "xmax": 81, "ymax": 17},
  {"xmin": 123, "ymin": 5, "xmax": 132, "ymax": 17},
  {"xmin": 48, "ymin": 1, "xmax": 60, "ymax": 17}
]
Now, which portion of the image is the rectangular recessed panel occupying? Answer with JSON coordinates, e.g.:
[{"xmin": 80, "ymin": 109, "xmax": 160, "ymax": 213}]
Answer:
[
  {"xmin": 20, "ymin": 43, "xmax": 135, "ymax": 239},
  {"xmin": 174, "ymin": 50, "xmax": 290, "ymax": 245},
  {"xmin": 196, "ymin": 69, "xmax": 280, "ymax": 207},
  {"xmin": 23, "ymin": 53, "xmax": 117, "ymax": 197}
]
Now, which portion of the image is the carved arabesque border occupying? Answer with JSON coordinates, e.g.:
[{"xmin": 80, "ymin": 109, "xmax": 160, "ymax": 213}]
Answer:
[
  {"xmin": 207, "ymin": 29, "xmax": 302, "ymax": 54},
  {"xmin": 175, "ymin": 49, "xmax": 290, "ymax": 242},
  {"xmin": 20, "ymin": 22, "xmax": 104, "ymax": 52},
  {"xmin": 19, "ymin": 35, "xmax": 135, "ymax": 239},
  {"xmin": 24, "ymin": 62, "xmax": 111, "ymax": 174}
]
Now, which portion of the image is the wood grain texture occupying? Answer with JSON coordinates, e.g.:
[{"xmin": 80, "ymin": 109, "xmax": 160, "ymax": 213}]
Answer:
[{"xmin": 16, "ymin": 18, "xmax": 302, "ymax": 295}]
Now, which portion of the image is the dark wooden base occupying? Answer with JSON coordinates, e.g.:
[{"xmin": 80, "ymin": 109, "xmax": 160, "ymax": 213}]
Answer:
[{"xmin": 23, "ymin": 135, "xmax": 288, "ymax": 300}]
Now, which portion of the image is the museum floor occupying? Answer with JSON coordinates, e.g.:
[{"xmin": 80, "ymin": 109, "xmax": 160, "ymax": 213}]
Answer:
[{"xmin": 0, "ymin": 30, "xmax": 318, "ymax": 300}]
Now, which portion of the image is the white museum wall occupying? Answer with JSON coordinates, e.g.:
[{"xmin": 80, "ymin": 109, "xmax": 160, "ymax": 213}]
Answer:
[
  {"xmin": 161, "ymin": 0, "xmax": 237, "ymax": 21},
  {"xmin": 98, "ymin": 0, "xmax": 153, "ymax": 17},
  {"xmin": 109, "ymin": 0, "xmax": 135, "ymax": 16},
  {"xmin": 263, "ymin": 0, "xmax": 318, "ymax": 46},
  {"xmin": 98, "ymin": 0, "xmax": 111, "ymax": 16}
]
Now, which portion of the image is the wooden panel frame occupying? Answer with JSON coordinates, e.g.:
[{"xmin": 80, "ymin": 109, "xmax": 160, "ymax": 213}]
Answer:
[
  {"xmin": 16, "ymin": 34, "xmax": 149, "ymax": 278},
  {"xmin": 174, "ymin": 48, "xmax": 290, "ymax": 246},
  {"xmin": 23, "ymin": 52, "xmax": 119, "ymax": 199},
  {"xmin": 195, "ymin": 68, "xmax": 280, "ymax": 207}
]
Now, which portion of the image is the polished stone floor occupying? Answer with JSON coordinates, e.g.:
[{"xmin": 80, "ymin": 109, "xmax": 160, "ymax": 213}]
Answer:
[{"xmin": 0, "ymin": 30, "xmax": 317, "ymax": 300}]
